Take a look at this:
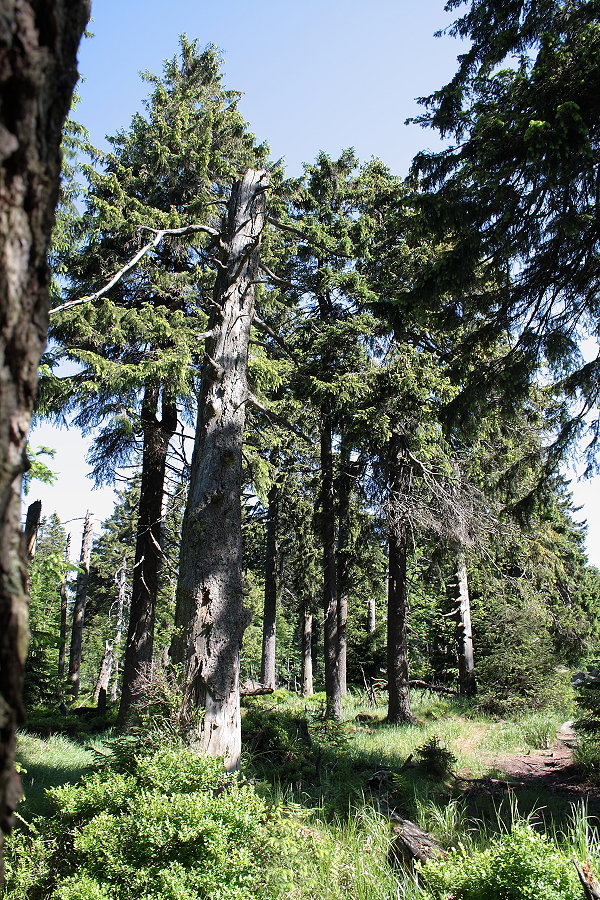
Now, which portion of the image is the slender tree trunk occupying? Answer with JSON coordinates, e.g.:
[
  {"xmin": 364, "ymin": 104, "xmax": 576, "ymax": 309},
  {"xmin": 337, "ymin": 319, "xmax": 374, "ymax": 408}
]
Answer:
[
  {"xmin": 260, "ymin": 481, "xmax": 278, "ymax": 690},
  {"xmin": 23, "ymin": 500, "xmax": 42, "ymax": 561},
  {"xmin": 68, "ymin": 510, "xmax": 94, "ymax": 700},
  {"xmin": 320, "ymin": 410, "xmax": 342, "ymax": 719},
  {"xmin": 110, "ymin": 557, "xmax": 127, "ymax": 703},
  {"xmin": 0, "ymin": 0, "xmax": 90, "ymax": 872},
  {"xmin": 117, "ymin": 387, "xmax": 177, "ymax": 725},
  {"xmin": 336, "ymin": 442, "xmax": 358, "ymax": 697},
  {"xmin": 93, "ymin": 641, "xmax": 114, "ymax": 711},
  {"xmin": 57, "ymin": 533, "xmax": 71, "ymax": 686},
  {"xmin": 386, "ymin": 435, "xmax": 415, "ymax": 725},
  {"xmin": 171, "ymin": 169, "xmax": 269, "ymax": 771},
  {"xmin": 301, "ymin": 610, "xmax": 314, "ymax": 697},
  {"xmin": 367, "ymin": 596, "xmax": 376, "ymax": 633},
  {"xmin": 453, "ymin": 550, "xmax": 476, "ymax": 696}
]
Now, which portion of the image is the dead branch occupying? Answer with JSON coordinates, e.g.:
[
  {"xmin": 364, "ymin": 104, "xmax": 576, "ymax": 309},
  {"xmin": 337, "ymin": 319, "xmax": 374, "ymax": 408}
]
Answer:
[{"xmin": 50, "ymin": 223, "xmax": 220, "ymax": 317}]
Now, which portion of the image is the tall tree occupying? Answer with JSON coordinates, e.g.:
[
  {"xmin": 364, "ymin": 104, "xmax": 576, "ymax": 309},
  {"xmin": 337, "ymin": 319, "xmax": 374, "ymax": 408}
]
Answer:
[
  {"xmin": 44, "ymin": 39, "xmax": 267, "ymax": 723},
  {"xmin": 0, "ymin": 0, "xmax": 89, "ymax": 873},
  {"xmin": 172, "ymin": 168, "xmax": 269, "ymax": 771}
]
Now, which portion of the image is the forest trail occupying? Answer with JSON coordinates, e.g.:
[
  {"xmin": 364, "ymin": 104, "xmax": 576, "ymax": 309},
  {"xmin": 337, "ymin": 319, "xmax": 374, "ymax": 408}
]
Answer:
[{"xmin": 490, "ymin": 722, "xmax": 600, "ymax": 818}]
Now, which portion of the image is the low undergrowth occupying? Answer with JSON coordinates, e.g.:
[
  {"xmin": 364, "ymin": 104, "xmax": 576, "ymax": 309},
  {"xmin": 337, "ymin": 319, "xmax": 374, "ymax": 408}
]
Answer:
[{"xmin": 5, "ymin": 690, "xmax": 587, "ymax": 900}]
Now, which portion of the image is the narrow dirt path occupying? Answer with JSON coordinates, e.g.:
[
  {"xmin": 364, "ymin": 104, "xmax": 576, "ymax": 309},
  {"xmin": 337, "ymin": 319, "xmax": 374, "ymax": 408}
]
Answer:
[{"xmin": 491, "ymin": 722, "xmax": 600, "ymax": 818}]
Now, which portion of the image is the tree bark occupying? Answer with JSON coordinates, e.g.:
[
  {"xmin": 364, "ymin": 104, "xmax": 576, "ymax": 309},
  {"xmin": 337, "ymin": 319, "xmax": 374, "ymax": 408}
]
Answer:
[
  {"xmin": 57, "ymin": 532, "xmax": 71, "ymax": 686},
  {"xmin": 0, "ymin": 0, "xmax": 90, "ymax": 873},
  {"xmin": 367, "ymin": 596, "xmax": 376, "ymax": 633},
  {"xmin": 260, "ymin": 481, "xmax": 278, "ymax": 690},
  {"xmin": 453, "ymin": 549, "xmax": 476, "ymax": 696},
  {"xmin": 117, "ymin": 386, "xmax": 177, "ymax": 725},
  {"xmin": 301, "ymin": 609, "xmax": 314, "ymax": 697},
  {"xmin": 386, "ymin": 434, "xmax": 415, "ymax": 725},
  {"xmin": 320, "ymin": 410, "xmax": 342, "ymax": 719},
  {"xmin": 172, "ymin": 169, "xmax": 269, "ymax": 771},
  {"xmin": 336, "ymin": 442, "xmax": 358, "ymax": 697},
  {"xmin": 93, "ymin": 641, "xmax": 113, "ymax": 711},
  {"xmin": 23, "ymin": 500, "xmax": 41, "ymax": 561},
  {"xmin": 110, "ymin": 557, "xmax": 127, "ymax": 702},
  {"xmin": 68, "ymin": 510, "xmax": 93, "ymax": 700}
]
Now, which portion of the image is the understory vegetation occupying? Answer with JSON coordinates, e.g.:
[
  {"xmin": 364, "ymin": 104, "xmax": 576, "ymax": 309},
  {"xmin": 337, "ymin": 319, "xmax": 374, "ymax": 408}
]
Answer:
[{"xmin": 5, "ymin": 691, "xmax": 600, "ymax": 900}]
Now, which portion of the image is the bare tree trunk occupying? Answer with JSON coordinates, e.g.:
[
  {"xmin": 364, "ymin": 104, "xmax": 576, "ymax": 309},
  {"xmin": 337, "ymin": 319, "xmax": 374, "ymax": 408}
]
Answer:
[
  {"xmin": 68, "ymin": 510, "xmax": 93, "ymax": 700},
  {"xmin": 23, "ymin": 500, "xmax": 41, "ymax": 561},
  {"xmin": 260, "ymin": 481, "xmax": 278, "ymax": 690},
  {"xmin": 93, "ymin": 641, "xmax": 114, "ymax": 711},
  {"xmin": 453, "ymin": 550, "xmax": 476, "ymax": 696},
  {"xmin": 301, "ymin": 610, "xmax": 314, "ymax": 697},
  {"xmin": 117, "ymin": 387, "xmax": 177, "ymax": 725},
  {"xmin": 0, "ymin": 0, "xmax": 90, "ymax": 874},
  {"xmin": 57, "ymin": 533, "xmax": 71, "ymax": 685},
  {"xmin": 367, "ymin": 596, "xmax": 376, "ymax": 633},
  {"xmin": 172, "ymin": 169, "xmax": 269, "ymax": 771},
  {"xmin": 336, "ymin": 442, "xmax": 358, "ymax": 697},
  {"xmin": 320, "ymin": 411, "xmax": 342, "ymax": 719},
  {"xmin": 386, "ymin": 435, "xmax": 415, "ymax": 725},
  {"xmin": 110, "ymin": 557, "xmax": 127, "ymax": 703}
]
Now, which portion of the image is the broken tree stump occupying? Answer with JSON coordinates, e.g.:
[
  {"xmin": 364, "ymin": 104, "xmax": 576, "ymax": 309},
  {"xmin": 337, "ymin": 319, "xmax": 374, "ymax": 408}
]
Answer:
[{"xmin": 389, "ymin": 817, "xmax": 447, "ymax": 870}]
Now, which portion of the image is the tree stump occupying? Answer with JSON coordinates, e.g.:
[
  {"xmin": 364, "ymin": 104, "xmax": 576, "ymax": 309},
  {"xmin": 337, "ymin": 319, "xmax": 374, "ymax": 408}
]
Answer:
[{"xmin": 389, "ymin": 817, "xmax": 447, "ymax": 870}]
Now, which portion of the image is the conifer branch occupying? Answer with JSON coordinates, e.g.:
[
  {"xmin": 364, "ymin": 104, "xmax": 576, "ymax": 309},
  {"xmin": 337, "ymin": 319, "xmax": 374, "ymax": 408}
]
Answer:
[
  {"xmin": 252, "ymin": 312, "xmax": 298, "ymax": 362},
  {"xmin": 245, "ymin": 393, "xmax": 310, "ymax": 441},
  {"xmin": 258, "ymin": 261, "xmax": 302, "ymax": 292}
]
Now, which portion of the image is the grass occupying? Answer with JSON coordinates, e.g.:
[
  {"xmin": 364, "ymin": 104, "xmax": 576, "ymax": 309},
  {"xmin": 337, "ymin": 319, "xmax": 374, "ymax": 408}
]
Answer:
[
  {"xmin": 7, "ymin": 691, "xmax": 582, "ymax": 900},
  {"xmin": 15, "ymin": 731, "xmax": 99, "ymax": 820}
]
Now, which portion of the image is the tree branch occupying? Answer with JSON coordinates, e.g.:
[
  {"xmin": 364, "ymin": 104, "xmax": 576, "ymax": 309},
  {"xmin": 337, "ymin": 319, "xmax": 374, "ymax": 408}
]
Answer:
[{"xmin": 50, "ymin": 223, "xmax": 221, "ymax": 317}]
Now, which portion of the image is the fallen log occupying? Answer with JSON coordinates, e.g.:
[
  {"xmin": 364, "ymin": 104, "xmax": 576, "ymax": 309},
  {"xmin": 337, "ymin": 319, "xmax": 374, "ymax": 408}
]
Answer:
[
  {"xmin": 388, "ymin": 817, "xmax": 447, "ymax": 870},
  {"xmin": 240, "ymin": 681, "xmax": 274, "ymax": 697},
  {"xmin": 574, "ymin": 858, "xmax": 600, "ymax": 900},
  {"xmin": 409, "ymin": 680, "xmax": 459, "ymax": 696}
]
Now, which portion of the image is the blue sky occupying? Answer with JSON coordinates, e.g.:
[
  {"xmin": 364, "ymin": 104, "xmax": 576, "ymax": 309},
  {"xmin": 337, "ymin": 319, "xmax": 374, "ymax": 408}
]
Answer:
[{"xmin": 30, "ymin": 0, "xmax": 600, "ymax": 565}]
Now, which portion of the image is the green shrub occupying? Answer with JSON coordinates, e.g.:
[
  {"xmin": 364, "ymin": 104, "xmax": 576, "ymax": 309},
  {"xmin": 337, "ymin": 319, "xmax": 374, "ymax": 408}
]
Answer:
[
  {"xmin": 5, "ymin": 746, "xmax": 293, "ymax": 900},
  {"xmin": 421, "ymin": 824, "xmax": 581, "ymax": 900}
]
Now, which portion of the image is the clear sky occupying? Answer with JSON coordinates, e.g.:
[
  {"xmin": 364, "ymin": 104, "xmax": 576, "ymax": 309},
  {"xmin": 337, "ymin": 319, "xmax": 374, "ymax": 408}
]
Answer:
[{"xmin": 29, "ymin": 0, "xmax": 600, "ymax": 565}]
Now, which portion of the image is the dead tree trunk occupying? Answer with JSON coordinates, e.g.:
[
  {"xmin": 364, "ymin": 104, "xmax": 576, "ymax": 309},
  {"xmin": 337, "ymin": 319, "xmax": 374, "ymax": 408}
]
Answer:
[
  {"xmin": 23, "ymin": 500, "xmax": 41, "ymax": 561},
  {"xmin": 453, "ymin": 549, "xmax": 476, "ymax": 696},
  {"xmin": 320, "ymin": 411, "xmax": 342, "ymax": 718},
  {"xmin": 0, "ymin": 0, "xmax": 90, "ymax": 873},
  {"xmin": 386, "ymin": 434, "xmax": 415, "ymax": 725},
  {"xmin": 367, "ymin": 596, "xmax": 376, "ymax": 633},
  {"xmin": 260, "ymin": 480, "xmax": 278, "ymax": 690},
  {"xmin": 68, "ymin": 510, "xmax": 94, "ymax": 700},
  {"xmin": 57, "ymin": 533, "xmax": 71, "ymax": 686},
  {"xmin": 93, "ymin": 641, "xmax": 114, "ymax": 711},
  {"xmin": 117, "ymin": 387, "xmax": 177, "ymax": 725},
  {"xmin": 301, "ymin": 609, "xmax": 314, "ymax": 697},
  {"xmin": 110, "ymin": 557, "xmax": 127, "ymax": 703},
  {"xmin": 171, "ymin": 169, "xmax": 269, "ymax": 771}
]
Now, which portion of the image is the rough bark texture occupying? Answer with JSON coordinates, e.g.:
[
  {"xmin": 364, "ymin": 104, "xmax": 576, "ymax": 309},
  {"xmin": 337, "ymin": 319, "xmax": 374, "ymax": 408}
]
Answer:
[
  {"xmin": 320, "ymin": 411, "xmax": 342, "ymax": 719},
  {"xmin": 68, "ymin": 510, "xmax": 93, "ymax": 699},
  {"xmin": 117, "ymin": 386, "xmax": 177, "ymax": 725},
  {"xmin": 301, "ymin": 610, "xmax": 314, "ymax": 697},
  {"xmin": 453, "ymin": 549, "xmax": 476, "ymax": 696},
  {"xmin": 23, "ymin": 499, "xmax": 41, "ymax": 560},
  {"xmin": 0, "ymin": 0, "xmax": 90, "ymax": 873},
  {"xmin": 386, "ymin": 435, "xmax": 415, "ymax": 725},
  {"xmin": 260, "ymin": 481, "xmax": 278, "ymax": 690},
  {"xmin": 172, "ymin": 169, "xmax": 269, "ymax": 771},
  {"xmin": 93, "ymin": 640, "xmax": 114, "ymax": 711},
  {"xmin": 57, "ymin": 532, "xmax": 71, "ymax": 684},
  {"xmin": 110, "ymin": 557, "xmax": 127, "ymax": 702}
]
